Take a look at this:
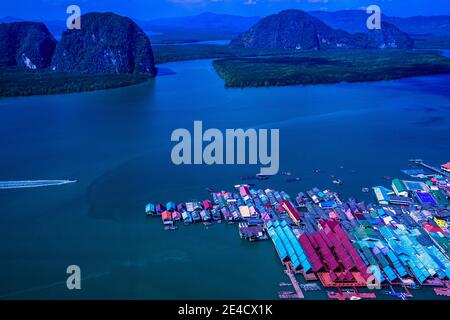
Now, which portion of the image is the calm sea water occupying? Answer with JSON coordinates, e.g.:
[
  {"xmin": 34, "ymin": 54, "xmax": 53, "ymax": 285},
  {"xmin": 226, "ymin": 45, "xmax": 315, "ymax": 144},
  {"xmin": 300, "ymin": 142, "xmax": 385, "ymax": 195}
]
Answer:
[{"xmin": 0, "ymin": 58, "xmax": 450, "ymax": 299}]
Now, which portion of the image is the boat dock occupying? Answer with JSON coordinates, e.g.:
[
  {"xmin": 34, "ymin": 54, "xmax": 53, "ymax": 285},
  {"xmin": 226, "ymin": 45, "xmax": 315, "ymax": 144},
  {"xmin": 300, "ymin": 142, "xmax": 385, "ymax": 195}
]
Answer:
[
  {"xmin": 283, "ymin": 264, "xmax": 304, "ymax": 299},
  {"xmin": 145, "ymin": 160, "xmax": 450, "ymax": 300},
  {"xmin": 434, "ymin": 281, "xmax": 450, "ymax": 297},
  {"xmin": 328, "ymin": 288, "xmax": 377, "ymax": 301},
  {"xmin": 412, "ymin": 159, "xmax": 449, "ymax": 177}
]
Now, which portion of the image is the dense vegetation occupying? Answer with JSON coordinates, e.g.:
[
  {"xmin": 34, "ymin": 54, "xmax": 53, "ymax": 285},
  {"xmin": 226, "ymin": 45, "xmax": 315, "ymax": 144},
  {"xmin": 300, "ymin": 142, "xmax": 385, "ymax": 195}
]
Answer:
[
  {"xmin": 0, "ymin": 68, "xmax": 152, "ymax": 97},
  {"xmin": 153, "ymin": 44, "xmax": 305, "ymax": 64},
  {"xmin": 52, "ymin": 12, "xmax": 156, "ymax": 75},
  {"xmin": 213, "ymin": 50, "xmax": 450, "ymax": 87},
  {"xmin": 154, "ymin": 44, "xmax": 232, "ymax": 64},
  {"xmin": 0, "ymin": 13, "xmax": 157, "ymax": 97},
  {"xmin": 2, "ymin": 10, "xmax": 450, "ymax": 97},
  {"xmin": 0, "ymin": 22, "xmax": 56, "ymax": 69},
  {"xmin": 230, "ymin": 10, "xmax": 413, "ymax": 50}
]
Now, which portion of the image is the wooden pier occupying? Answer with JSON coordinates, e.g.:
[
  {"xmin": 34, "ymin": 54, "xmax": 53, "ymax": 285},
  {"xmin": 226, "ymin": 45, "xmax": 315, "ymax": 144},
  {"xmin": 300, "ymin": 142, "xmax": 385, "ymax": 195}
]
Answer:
[
  {"xmin": 328, "ymin": 287, "xmax": 376, "ymax": 301},
  {"xmin": 434, "ymin": 281, "xmax": 450, "ymax": 297},
  {"xmin": 413, "ymin": 160, "xmax": 449, "ymax": 177},
  {"xmin": 283, "ymin": 264, "xmax": 304, "ymax": 299}
]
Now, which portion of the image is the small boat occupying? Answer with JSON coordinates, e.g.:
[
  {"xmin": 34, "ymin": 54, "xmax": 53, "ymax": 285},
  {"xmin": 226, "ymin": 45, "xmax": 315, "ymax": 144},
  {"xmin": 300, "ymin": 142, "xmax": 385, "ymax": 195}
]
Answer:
[
  {"xmin": 362, "ymin": 188, "xmax": 370, "ymax": 193},
  {"xmin": 279, "ymin": 282, "xmax": 292, "ymax": 287},
  {"xmin": 407, "ymin": 284, "xmax": 420, "ymax": 290},
  {"xmin": 385, "ymin": 291, "xmax": 409, "ymax": 300},
  {"xmin": 0, "ymin": 179, "xmax": 77, "ymax": 189},
  {"xmin": 287, "ymin": 177, "xmax": 302, "ymax": 183},
  {"xmin": 332, "ymin": 179, "xmax": 343, "ymax": 185},
  {"xmin": 164, "ymin": 225, "xmax": 178, "ymax": 231}
]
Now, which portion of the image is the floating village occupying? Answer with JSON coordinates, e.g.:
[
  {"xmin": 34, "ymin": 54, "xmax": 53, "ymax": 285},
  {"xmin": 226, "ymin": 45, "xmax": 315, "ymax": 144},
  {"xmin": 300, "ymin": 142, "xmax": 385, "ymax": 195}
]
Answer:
[{"xmin": 145, "ymin": 160, "xmax": 450, "ymax": 300}]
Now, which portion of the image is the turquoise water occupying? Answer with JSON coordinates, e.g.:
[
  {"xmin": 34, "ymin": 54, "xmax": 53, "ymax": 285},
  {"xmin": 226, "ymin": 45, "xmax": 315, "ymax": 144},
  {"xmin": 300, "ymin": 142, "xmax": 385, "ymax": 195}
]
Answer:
[{"xmin": 0, "ymin": 59, "xmax": 450, "ymax": 299}]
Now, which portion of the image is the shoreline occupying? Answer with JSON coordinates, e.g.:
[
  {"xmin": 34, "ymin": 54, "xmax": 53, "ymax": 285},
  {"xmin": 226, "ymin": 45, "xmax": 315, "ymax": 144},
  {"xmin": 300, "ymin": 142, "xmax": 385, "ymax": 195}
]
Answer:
[
  {"xmin": 213, "ymin": 50, "xmax": 450, "ymax": 88},
  {"xmin": 3, "ymin": 63, "xmax": 450, "ymax": 99},
  {"xmin": 2, "ymin": 49, "xmax": 450, "ymax": 98},
  {"xmin": 0, "ymin": 70, "xmax": 156, "ymax": 98}
]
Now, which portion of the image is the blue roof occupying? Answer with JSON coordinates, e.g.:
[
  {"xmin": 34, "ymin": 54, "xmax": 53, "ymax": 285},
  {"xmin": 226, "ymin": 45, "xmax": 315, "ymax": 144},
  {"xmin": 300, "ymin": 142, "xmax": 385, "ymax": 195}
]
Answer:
[
  {"xmin": 145, "ymin": 203, "xmax": 155, "ymax": 213},
  {"xmin": 319, "ymin": 201, "xmax": 336, "ymax": 208},
  {"xmin": 166, "ymin": 201, "xmax": 177, "ymax": 210},
  {"xmin": 268, "ymin": 220, "xmax": 312, "ymax": 272}
]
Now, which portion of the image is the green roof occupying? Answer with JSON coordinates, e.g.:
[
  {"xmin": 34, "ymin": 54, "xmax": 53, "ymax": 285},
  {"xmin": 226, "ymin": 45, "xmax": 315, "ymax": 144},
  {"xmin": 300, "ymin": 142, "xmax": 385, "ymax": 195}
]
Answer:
[
  {"xmin": 431, "ymin": 190, "xmax": 450, "ymax": 206},
  {"xmin": 392, "ymin": 179, "xmax": 407, "ymax": 193}
]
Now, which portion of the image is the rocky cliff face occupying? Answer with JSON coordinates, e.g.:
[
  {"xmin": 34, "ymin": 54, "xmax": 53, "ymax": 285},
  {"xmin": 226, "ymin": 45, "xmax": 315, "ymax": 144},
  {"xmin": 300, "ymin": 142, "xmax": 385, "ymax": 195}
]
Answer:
[
  {"xmin": 51, "ymin": 12, "xmax": 156, "ymax": 75},
  {"xmin": 0, "ymin": 22, "xmax": 57, "ymax": 69},
  {"xmin": 230, "ymin": 10, "xmax": 363, "ymax": 50},
  {"xmin": 231, "ymin": 9, "xmax": 413, "ymax": 50}
]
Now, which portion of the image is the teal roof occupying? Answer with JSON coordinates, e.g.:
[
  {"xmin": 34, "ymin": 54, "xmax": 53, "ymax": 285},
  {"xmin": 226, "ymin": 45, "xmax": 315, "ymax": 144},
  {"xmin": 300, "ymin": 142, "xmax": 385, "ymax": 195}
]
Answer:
[{"xmin": 392, "ymin": 179, "xmax": 407, "ymax": 193}]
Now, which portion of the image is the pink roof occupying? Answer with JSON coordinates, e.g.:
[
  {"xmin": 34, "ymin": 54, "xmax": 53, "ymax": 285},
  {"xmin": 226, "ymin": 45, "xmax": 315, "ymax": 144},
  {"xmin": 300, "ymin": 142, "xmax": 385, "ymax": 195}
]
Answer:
[
  {"xmin": 239, "ymin": 186, "xmax": 250, "ymax": 197},
  {"xmin": 423, "ymin": 222, "xmax": 443, "ymax": 233},
  {"xmin": 442, "ymin": 162, "xmax": 450, "ymax": 169},
  {"xmin": 313, "ymin": 232, "xmax": 339, "ymax": 271},
  {"xmin": 282, "ymin": 201, "xmax": 300, "ymax": 220},
  {"xmin": 329, "ymin": 211, "xmax": 339, "ymax": 219},
  {"xmin": 299, "ymin": 233, "xmax": 324, "ymax": 272},
  {"xmin": 345, "ymin": 209, "xmax": 355, "ymax": 221},
  {"xmin": 161, "ymin": 211, "xmax": 172, "ymax": 221},
  {"xmin": 203, "ymin": 200, "xmax": 213, "ymax": 209}
]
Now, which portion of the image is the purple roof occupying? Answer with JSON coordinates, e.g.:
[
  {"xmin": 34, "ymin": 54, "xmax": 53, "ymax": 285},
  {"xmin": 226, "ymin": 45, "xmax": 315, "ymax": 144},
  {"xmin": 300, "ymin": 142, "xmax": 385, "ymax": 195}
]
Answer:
[
  {"xmin": 299, "ymin": 233, "xmax": 324, "ymax": 272},
  {"xmin": 416, "ymin": 192, "xmax": 437, "ymax": 206}
]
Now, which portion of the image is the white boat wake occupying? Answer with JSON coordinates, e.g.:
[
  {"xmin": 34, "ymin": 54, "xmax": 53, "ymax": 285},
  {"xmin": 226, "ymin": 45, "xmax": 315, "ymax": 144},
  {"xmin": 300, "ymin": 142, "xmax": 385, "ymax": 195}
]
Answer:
[{"xmin": 0, "ymin": 180, "xmax": 77, "ymax": 189}]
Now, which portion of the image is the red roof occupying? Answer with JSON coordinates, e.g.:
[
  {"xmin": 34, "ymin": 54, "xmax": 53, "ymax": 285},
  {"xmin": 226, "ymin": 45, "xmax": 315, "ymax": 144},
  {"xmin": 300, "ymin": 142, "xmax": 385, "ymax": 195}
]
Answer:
[
  {"xmin": 161, "ymin": 211, "xmax": 172, "ymax": 221},
  {"xmin": 442, "ymin": 162, "xmax": 450, "ymax": 169},
  {"xmin": 203, "ymin": 200, "xmax": 213, "ymax": 209},
  {"xmin": 299, "ymin": 233, "xmax": 324, "ymax": 272},
  {"xmin": 313, "ymin": 232, "xmax": 339, "ymax": 271},
  {"xmin": 282, "ymin": 201, "xmax": 300, "ymax": 221},
  {"xmin": 239, "ymin": 186, "xmax": 250, "ymax": 197},
  {"xmin": 423, "ymin": 222, "xmax": 442, "ymax": 233}
]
